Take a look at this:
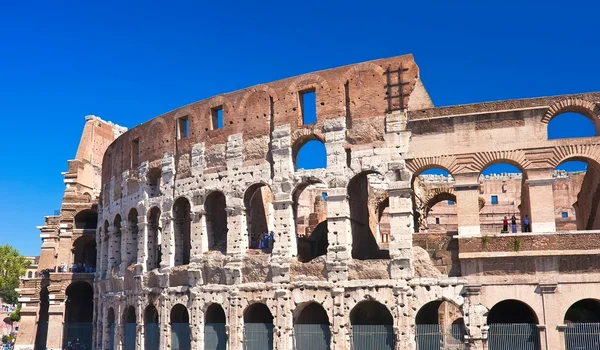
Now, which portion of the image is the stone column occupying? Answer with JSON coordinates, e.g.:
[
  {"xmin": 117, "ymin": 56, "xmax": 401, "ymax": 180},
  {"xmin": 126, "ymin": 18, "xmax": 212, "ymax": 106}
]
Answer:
[
  {"xmin": 45, "ymin": 297, "xmax": 66, "ymax": 350},
  {"xmin": 120, "ymin": 218, "xmax": 130, "ymax": 275},
  {"xmin": 462, "ymin": 285, "xmax": 486, "ymax": 350},
  {"xmin": 159, "ymin": 296, "xmax": 169, "ymax": 350},
  {"xmin": 538, "ymin": 283, "xmax": 558, "ymax": 350},
  {"xmin": 190, "ymin": 207, "xmax": 205, "ymax": 263},
  {"xmin": 224, "ymin": 202, "xmax": 244, "ymax": 285},
  {"xmin": 271, "ymin": 195, "xmax": 295, "ymax": 283},
  {"xmin": 388, "ymin": 181, "xmax": 414, "ymax": 279},
  {"xmin": 101, "ymin": 235, "xmax": 110, "ymax": 279},
  {"xmin": 394, "ymin": 286, "xmax": 414, "ymax": 350},
  {"xmin": 274, "ymin": 289, "xmax": 291, "ymax": 350},
  {"xmin": 136, "ymin": 215, "xmax": 148, "ymax": 275},
  {"xmin": 160, "ymin": 212, "xmax": 174, "ymax": 269},
  {"xmin": 189, "ymin": 297, "xmax": 201, "ymax": 350},
  {"xmin": 331, "ymin": 288, "xmax": 349, "ymax": 350},
  {"xmin": 525, "ymin": 168, "xmax": 556, "ymax": 233},
  {"xmin": 107, "ymin": 225, "xmax": 119, "ymax": 274},
  {"xmin": 454, "ymin": 172, "xmax": 482, "ymax": 237},
  {"xmin": 325, "ymin": 187, "xmax": 352, "ymax": 283},
  {"xmin": 228, "ymin": 290, "xmax": 242, "ymax": 350},
  {"xmin": 13, "ymin": 304, "xmax": 38, "ymax": 349}
]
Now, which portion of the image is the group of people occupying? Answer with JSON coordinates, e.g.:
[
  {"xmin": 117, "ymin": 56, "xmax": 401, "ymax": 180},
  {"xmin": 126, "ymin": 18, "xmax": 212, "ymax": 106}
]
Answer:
[
  {"xmin": 40, "ymin": 263, "xmax": 96, "ymax": 278},
  {"xmin": 502, "ymin": 214, "xmax": 532, "ymax": 233},
  {"xmin": 0, "ymin": 305, "xmax": 15, "ymax": 313},
  {"xmin": 252, "ymin": 231, "xmax": 275, "ymax": 251}
]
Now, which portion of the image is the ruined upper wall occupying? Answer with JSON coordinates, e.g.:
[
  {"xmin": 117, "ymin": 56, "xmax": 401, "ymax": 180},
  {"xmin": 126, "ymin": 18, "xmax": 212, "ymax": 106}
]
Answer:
[{"xmin": 101, "ymin": 54, "xmax": 429, "ymax": 181}]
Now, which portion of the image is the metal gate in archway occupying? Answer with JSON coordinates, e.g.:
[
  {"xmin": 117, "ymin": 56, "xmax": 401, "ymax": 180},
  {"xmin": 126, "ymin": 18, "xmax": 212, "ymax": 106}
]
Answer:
[
  {"xmin": 564, "ymin": 323, "xmax": 600, "ymax": 350},
  {"xmin": 294, "ymin": 324, "xmax": 331, "ymax": 350},
  {"xmin": 415, "ymin": 324, "xmax": 466, "ymax": 350},
  {"xmin": 63, "ymin": 322, "xmax": 93, "ymax": 349},
  {"xmin": 351, "ymin": 325, "xmax": 395, "ymax": 350},
  {"xmin": 488, "ymin": 324, "xmax": 540, "ymax": 350},
  {"xmin": 244, "ymin": 323, "xmax": 274, "ymax": 350},
  {"xmin": 109, "ymin": 323, "xmax": 115, "ymax": 350},
  {"xmin": 172, "ymin": 322, "xmax": 191, "ymax": 350},
  {"xmin": 145, "ymin": 323, "xmax": 160, "ymax": 350},
  {"xmin": 205, "ymin": 323, "xmax": 227, "ymax": 350},
  {"xmin": 123, "ymin": 322, "xmax": 137, "ymax": 350}
]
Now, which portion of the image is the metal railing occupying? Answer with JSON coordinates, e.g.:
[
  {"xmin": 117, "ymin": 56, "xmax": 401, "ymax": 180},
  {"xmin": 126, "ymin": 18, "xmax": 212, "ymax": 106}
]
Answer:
[
  {"xmin": 351, "ymin": 324, "xmax": 394, "ymax": 350},
  {"xmin": 205, "ymin": 323, "xmax": 227, "ymax": 350},
  {"xmin": 171, "ymin": 323, "xmax": 191, "ymax": 350},
  {"xmin": 63, "ymin": 322, "xmax": 93, "ymax": 349},
  {"xmin": 415, "ymin": 324, "xmax": 466, "ymax": 350},
  {"xmin": 109, "ymin": 324, "xmax": 115, "ymax": 350},
  {"xmin": 564, "ymin": 323, "xmax": 600, "ymax": 350},
  {"xmin": 488, "ymin": 323, "xmax": 540, "ymax": 350},
  {"xmin": 123, "ymin": 323, "xmax": 136, "ymax": 350},
  {"xmin": 145, "ymin": 323, "xmax": 160, "ymax": 350},
  {"xmin": 294, "ymin": 324, "xmax": 331, "ymax": 350},
  {"xmin": 244, "ymin": 323, "xmax": 274, "ymax": 350}
]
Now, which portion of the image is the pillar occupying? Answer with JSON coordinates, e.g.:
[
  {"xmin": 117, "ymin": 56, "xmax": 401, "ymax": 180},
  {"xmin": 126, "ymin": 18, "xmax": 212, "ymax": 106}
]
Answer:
[
  {"xmin": 13, "ymin": 304, "xmax": 38, "ymax": 349},
  {"xmin": 45, "ymin": 297, "xmax": 66, "ymax": 350},
  {"xmin": 454, "ymin": 172, "xmax": 481, "ymax": 237},
  {"xmin": 159, "ymin": 296, "xmax": 169, "ymax": 350},
  {"xmin": 388, "ymin": 181, "xmax": 414, "ymax": 279},
  {"xmin": 525, "ymin": 168, "xmax": 556, "ymax": 233},
  {"xmin": 120, "ymin": 217, "xmax": 130, "ymax": 274},
  {"xmin": 224, "ymin": 202, "xmax": 244, "ymax": 285},
  {"xmin": 160, "ymin": 212, "xmax": 173, "ymax": 269},
  {"xmin": 271, "ymin": 195, "xmax": 295, "ymax": 283},
  {"xmin": 462, "ymin": 285, "xmax": 486, "ymax": 350},
  {"xmin": 331, "ymin": 288, "xmax": 349, "ymax": 350},
  {"xmin": 274, "ymin": 289, "xmax": 291, "ymax": 350},
  {"xmin": 136, "ymin": 215, "xmax": 148, "ymax": 275},
  {"xmin": 228, "ymin": 291, "xmax": 242, "ymax": 350},
  {"xmin": 325, "ymin": 187, "xmax": 352, "ymax": 283}
]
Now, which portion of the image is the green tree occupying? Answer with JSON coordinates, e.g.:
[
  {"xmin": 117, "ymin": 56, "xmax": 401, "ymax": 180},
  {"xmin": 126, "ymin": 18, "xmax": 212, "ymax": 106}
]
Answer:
[{"xmin": 0, "ymin": 245, "xmax": 30, "ymax": 305}]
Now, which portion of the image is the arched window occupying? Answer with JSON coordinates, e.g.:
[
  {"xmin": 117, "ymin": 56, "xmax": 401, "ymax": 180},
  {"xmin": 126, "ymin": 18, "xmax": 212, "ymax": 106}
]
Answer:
[
  {"xmin": 350, "ymin": 301, "xmax": 394, "ymax": 349},
  {"xmin": 293, "ymin": 181, "xmax": 328, "ymax": 262},
  {"xmin": 205, "ymin": 191, "xmax": 227, "ymax": 254},
  {"xmin": 126, "ymin": 209, "xmax": 139, "ymax": 266},
  {"xmin": 487, "ymin": 300, "xmax": 540, "ymax": 349},
  {"xmin": 74, "ymin": 209, "xmax": 98, "ymax": 230},
  {"xmin": 147, "ymin": 168, "xmax": 162, "ymax": 197},
  {"xmin": 64, "ymin": 282, "xmax": 93, "ymax": 348},
  {"xmin": 123, "ymin": 306, "xmax": 136, "ymax": 350},
  {"xmin": 244, "ymin": 184, "xmax": 274, "ymax": 250},
  {"xmin": 27, "ymin": 271, "xmax": 32, "ymax": 279},
  {"xmin": 170, "ymin": 304, "xmax": 190, "ymax": 350},
  {"xmin": 548, "ymin": 112, "xmax": 596, "ymax": 140},
  {"xmin": 244, "ymin": 303, "xmax": 274, "ymax": 350},
  {"xmin": 144, "ymin": 305, "xmax": 159, "ymax": 350},
  {"xmin": 205, "ymin": 304, "xmax": 227, "ymax": 350},
  {"xmin": 293, "ymin": 136, "xmax": 326, "ymax": 171},
  {"xmin": 147, "ymin": 207, "xmax": 161, "ymax": 271},
  {"xmin": 73, "ymin": 235, "xmax": 96, "ymax": 271},
  {"xmin": 173, "ymin": 198, "xmax": 191, "ymax": 265},
  {"xmin": 348, "ymin": 172, "xmax": 389, "ymax": 259},
  {"xmin": 564, "ymin": 299, "xmax": 600, "ymax": 349},
  {"xmin": 112, "ymin": 215, "xmax": 122, "ymax": 269},
  {"xmin": 415, "ymin": 301, "xmax": 465, "ymax": 348},
  {"xmin": 34, "ymin": 287, "xmax": 49, "ymax": 349},
  {"xmin": 293, "ymin": 302, "xmax": 331, "ymax": 349},
  {"xmin": 553, "ymin": 159, "xmax": 599, "ymax": 231},
  {"xmin": 412, "ymin": 167, "xmax": 454, "ymax": 233}
]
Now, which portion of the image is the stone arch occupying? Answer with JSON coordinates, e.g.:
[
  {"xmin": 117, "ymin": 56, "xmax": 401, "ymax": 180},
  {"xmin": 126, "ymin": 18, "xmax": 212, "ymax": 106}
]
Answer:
[
  {"xmin": 34, "ymin": 286, "xmax": 49, "ymax": 350},
  {"xmin": 147, "ymin": 207, "xmax": 162, "ymax": 271},
  {"xmin": 293, "ymin": 180, "xmax": 328, "ymax": 261},
  {"xmin": 347, "ymin": 171, "xmax": 389, "ymax": 259},
  {"xmin": 126, "ymin": 208, "xmax": 139, "ymax": 266},
  {"xmin": 244, "ymin": 183, "xmax": 274, "ymax": 250},
  {"xmin": 205, "ymin": 190, "xmax": 227, "ymax": 253},
  {"xmin": 205, "ymin": 303, "xmax": 227, "ymax": 350},
  {"xmin": 350, "ymin": 299, "xmax": 394, "ymax": 325},
  {"xmin": 173, "ymin": 196, "xmax": 192, "ymax": 266},
  {"xmin": 63, "ymin": 281, "xmax": 94, "ymax": 348},
  {"xmin": 291, "ymin": 132, "xmax": 327, "ymax": 171},
  {"xmin": 74, "ymin": 209, "xmax": 98, "ymax": 230},
  {"xmin": 293, "ymin": 302, "xmax": 331, "ymax": 350},
  {"xmin": 470, "ymin": 151, "xmax": 532, "ymax": 174},
  {"xmin": 144, "ymin": 304, "xmax": 160, "ymax": 350},
  {"xmin": 350, "ymin": 300, "xmax": 395, "ymax": 349},
  {"xmin": 549, "ymin": 145, "xmax": 600, "ymax": 169},
  {"xmin": 287, "ymin": 73, "xmax": 330, "ymax": 96},
  {"xmin": 244, "ymin": 302, "xmax": 274, "ymax": 323},
  {"xmin": 342, "ymin": 63, "xmax": 387, "ymax": 118},
  {"xmin": 243, "ymin": 302, "xmax": 274, "ymax": 350},
  {"xmin": 564, "ymin": 299, "xmax": 600, "ymax": 323},
  {"xmin": 112, "ymin": 214, "xmax": 122, "ymax": 269},
  {"xmin": 148, "ymin": 117, "xmax": 169, "ymax": 151},
  {"xmin": 146, "ymin": 167, "xmax": 162, "ymax": 197},
  {"xmin": 406, "ymin": 156, "xmax": 459, "ymax": 181},
  {"xmin": 542, "ymin": 98, "xmax": 600, "ymax": 128},
  {"xmin": 72, "ymin": 235, "xmax": 96, "ymax": 269},
  {"xmin": 122, "ymin": 305, "xmax": 137, "ymax": 350},
  {"xmin": 487, "ymin": 299, "xmax": 539, "ymax": 324},
  {"xmin": 294, "ymin": 301, "xmax": 330, "ymax": 324},
  {"xmin": 205, "ymin": 303, "xmax": 226, "ymax": 323},
  {"xmin": 238, "ymin": 84, "xmax": 279, "ymax": 112},
  {"xmin": 170, "ymin": 304, "xmax": 191, "ymax": 350}
]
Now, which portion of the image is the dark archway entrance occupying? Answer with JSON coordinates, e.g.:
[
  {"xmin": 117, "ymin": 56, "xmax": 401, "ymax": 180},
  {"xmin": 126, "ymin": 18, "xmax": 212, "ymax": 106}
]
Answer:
[
  {"xmin": 123, "ymin": 306, "xmax": 136, "ymax": 350},
  {"xmin": 415, "ymin": 300, "xmax": 465, "ymax": 350},
  {"xmin": 244, "ymin": 303, "xmax": 274, "ymax": 350},
  {"xmin": 350, "ymin": 301, "xmax": 394, "ymax": 349},
  {"xmin": 204, "ymin": 304, "xmax": 227, "ymax": 350},
  {"xmin": 205, "ymin": 191, "xmax": 228, "ymax": 253},
  {"xmin": 34, "ymin": 286, "xmax": 49, "ymax": 350},
  {"xmin": 107, "ymin": 308, "xmax": 115, "ymax": 350},
  {"xmin": 74, "ymin": 209, "xmax": 98, "ymax": 230},
  {"xmin": 171, "ymin": 304, "xmax": 191, "ymax": 350},
  {"xmin": 63, "ymin": 282, "xmax": 93, "ymax": 349},
  {"xmin": 173, "ymin": 197, "xmax": 191, "ymax": 265},
  {"xmin": 564, "ymin": 299, "xmax": 600, "ymax": 350},
  {"xmin": 294, "ymin": 302, "xmax": 331, "ymax": 350},
  {"xmin": 72, "ymin": 235, "xmax": 96, "ymax": 272},
  {"xmin": 487, "ymin": 300, "xmax": 539, "ymax": 350},
  {"xmin": 147, "ymin": 207, "xmax": 162, "ymax": 271},
  {"xmin": 144, "ymin": 305, "xmax": 159, "ymax": 350}
]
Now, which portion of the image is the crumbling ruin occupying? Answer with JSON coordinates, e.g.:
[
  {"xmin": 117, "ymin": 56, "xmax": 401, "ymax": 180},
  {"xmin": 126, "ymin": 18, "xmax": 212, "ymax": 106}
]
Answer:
[{"xmin": 16, "ymin": 54, "xmax": 600, "ymax": 350}]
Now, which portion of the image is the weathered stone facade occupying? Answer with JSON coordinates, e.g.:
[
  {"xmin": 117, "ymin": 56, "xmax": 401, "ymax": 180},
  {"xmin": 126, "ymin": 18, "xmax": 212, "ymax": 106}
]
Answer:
[{"xmin": 17, "ymin": 54, "xmax": 600, "ymax": 350}]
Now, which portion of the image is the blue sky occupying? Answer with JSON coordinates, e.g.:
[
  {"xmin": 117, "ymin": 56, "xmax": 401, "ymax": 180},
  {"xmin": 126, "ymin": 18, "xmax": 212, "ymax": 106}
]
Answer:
[{"xmin": 1, "ymin": 1, "xmax": 599, "ymax": 255}]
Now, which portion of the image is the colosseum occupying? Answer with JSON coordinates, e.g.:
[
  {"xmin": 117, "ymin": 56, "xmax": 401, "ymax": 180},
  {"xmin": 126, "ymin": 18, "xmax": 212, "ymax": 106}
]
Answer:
[{"xmin": 15, "ymin": 54, "xmax": 600, "ymax": 350}]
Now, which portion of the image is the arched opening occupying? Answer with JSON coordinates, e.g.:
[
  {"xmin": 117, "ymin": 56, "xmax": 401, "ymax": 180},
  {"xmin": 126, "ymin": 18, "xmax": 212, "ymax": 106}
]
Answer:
[
  {"xmin": 63, "ymin": 282, "xmax": 93, "ymax": 349},
  {"xmin": 123, "ymin": 306, "xmax": 136, "ymax": 350},
  {"xmin": 34, "ymin": 286, "xmax": 49, "ymax": 350},
  {"xmin": 350, "ymin": 300, "xmax": 394, "ymax": 349},
  {"xmin": 205, "ymin": 191, "xmax": 227, "ymax": 254},
  {"xmin": 487, "ymin": 300, "xmax": 540, "ymax": 350},
  {"xmin": 171, "ymin": 304, "xmax": 191, "ymax": 350},
  {"xmin": 72, "ymin": 235, "xmax": 96, "ymax": 272},
  {"xmin": 107, "ymin": 308, "xmax": 115, "ymax": 350},
  {"xmin": 244, "ymin": 303, "xmax": 274, "ymax": 350},
  {"xmin": 377, "ymin": 198, "xmax": 390, "ymax": 246},
  {"xmin": 144, "ymin": 305, "xmax": 159, "ymax": 350},
  {"xmin": 412, "ymin": 167, "xmax": 454, "ymax": 233},
  {"xmin": 553, "ymin": 159, "xmax": 600, "ymax": 231},
  {"xmin": 548, "ymin": 112, "xmax": 597, "ymax": 140},
  {"xmin": 205, "ymin": 304, "xmax": 227, "ymax": 350},
  {"xmin": 147, "ymin": 167, "xmax": 162, "ymax": 197},
  {"xmin": 101, "ymin": 220, "xmax": 109, "ymax": 277},
  {"xmin": 563, "ymin": 299, "xmax": 600, "ymax": 349},
  {"xmin": 293, "ymin": 136, "xmax": 327, "ymax": 171},
  {"xmin": 348, "ymin": 172, "xmax": 389, "ymax": 259},
  {"xmin": 27, "ymin": 271, "xmax": 32, "ymax": 278},
  {"xmin": 415, "ymin": 300, "xmax": 465, "ymax": 349},
  {"xmin": 293, "ymin": 181, "xmax": 328, "ymax": 262},
  {"xmin": 74, "ymin": 209, "xmax": 98, "ymax": 230},
  {"xmin": 173, "ymin": 197, "xmax": 191, "ymax": 265},
  {"xmin": 126, "ymin": 208, "xmax": 139, "ymax": 266},
  {"xmin": 112, "ymin": 215, "xmax": 122, "ymax": 270},
  {"xmin": 294, "ymin": 302, "xmax": 331, "ymax": 350},
  {"xmin": 147, "ymin": 207, "xmax": 162, "ymax": 271},
  {"xmin": 478, "ymin": 163, "xmax": 527, "ymax": 234},
  {"xmin": 244, "ymin": 184, "xmax": 274, "ymax": 251}
]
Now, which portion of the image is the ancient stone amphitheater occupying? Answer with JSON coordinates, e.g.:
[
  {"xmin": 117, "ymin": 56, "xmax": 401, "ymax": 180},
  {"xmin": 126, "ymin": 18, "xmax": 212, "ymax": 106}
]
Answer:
[{"xmin": 16, "ymin": 54, "xmax": 600, "ymax": 350}]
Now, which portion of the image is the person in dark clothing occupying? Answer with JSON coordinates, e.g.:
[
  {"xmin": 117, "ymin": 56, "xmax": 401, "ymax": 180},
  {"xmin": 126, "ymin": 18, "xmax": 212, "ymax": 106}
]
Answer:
[
  {"xmin": 511, "ymin": 215, "xmax": 517, "ymax": 233},
  {"xmin": 523, "ymin": 215, "xmax": 531, "ymax": 232},
  {"xmin": 502, "ymin": 216, "xmax": 509, "ymax": 233}
]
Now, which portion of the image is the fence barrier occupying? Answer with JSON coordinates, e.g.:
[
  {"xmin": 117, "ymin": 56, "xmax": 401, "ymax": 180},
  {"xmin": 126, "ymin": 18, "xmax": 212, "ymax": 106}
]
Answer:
[
  {"xmin": 415, "ymin": 324, "xmax": 466, "ymax": 350},
  {"xmin": 123, "ymin": 322, "xmax": 136, "ymax": 350},
  {"xmin": 351, "ymin": 324, "xmax": 395, "ymax": 350},
  {"xmin": 294, "ymin": 324, "xmax": 331, "ymax": 350},
  {"xmin": 244, "ymin": 323, "xmax": 274, "ymax": 350},
  {"xmin": 205, "ymin": 323, "xmax": 227, "ymax": 350},
  {"xmin": 171, "ymin": 323, "xmax": 191, "ymax": 350},
  {"xmin": 145, "ymin": 323, "xmax": 160, "ymax": 350},
  {"xmin": 488, "ymin": 323, "xmax": 540, "ymax": 350},
  {"xmin": 564, "ymin": 322, "xmax": 600, "ymax": 350},
  {"xmin": 63, "ymin": 322, "xmax": 93, "ymax": 349}
]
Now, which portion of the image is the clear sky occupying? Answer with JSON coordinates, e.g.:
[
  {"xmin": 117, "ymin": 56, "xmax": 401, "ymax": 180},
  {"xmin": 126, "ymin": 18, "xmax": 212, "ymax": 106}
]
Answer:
[{"xmin": 1, "ymin": 1, "xmax": 598, "ymax": 256}]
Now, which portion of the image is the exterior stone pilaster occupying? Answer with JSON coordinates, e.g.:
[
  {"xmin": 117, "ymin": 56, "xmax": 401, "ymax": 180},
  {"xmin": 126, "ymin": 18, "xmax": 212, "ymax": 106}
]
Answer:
[
  {"xmin": 525, "ymin": 168, "xmax": 557, "ymax": 232},
  {"xmin": 325, "ymin": 187, "xmax": 351, "ymax": 283},
  {"xmin": 454, "ymin": 172, "xmax": 482, "ymax": 237},
  {"xmin": 46, "ymin": 298, "xmax": 66, "ymax": 350},
  {"xmin": 271, "ymin": 196, "xmax": 295, "ymax": 283},
  {"xmin": 462, "ymin": 284, "xmax": 486, "ymax": 350},
  {"xmin": 388, "ymin": 181, "xmax": 414, "ymax": 279},
  {"xmin": 160, "ymin": 212, "xmax": 174, "ymax": 270},
  {"xmin": 225, "ymin": 203, "xmax": 244, "ymax": 285}
]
